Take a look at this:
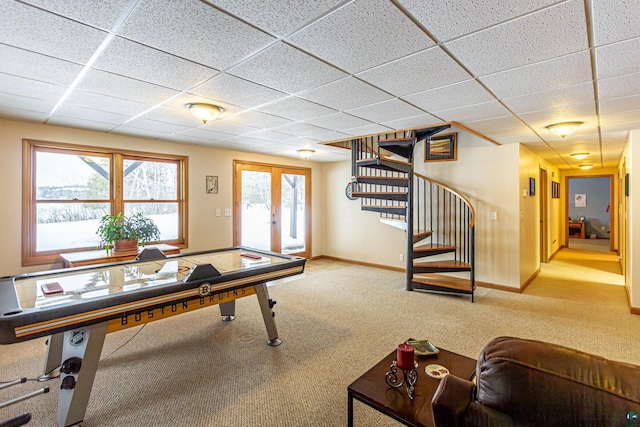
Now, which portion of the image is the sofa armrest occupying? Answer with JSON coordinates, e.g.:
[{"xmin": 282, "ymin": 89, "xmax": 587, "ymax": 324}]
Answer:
[{"xmin": 431, "ymin": 374, "xmax": 475, "ymax": 426}]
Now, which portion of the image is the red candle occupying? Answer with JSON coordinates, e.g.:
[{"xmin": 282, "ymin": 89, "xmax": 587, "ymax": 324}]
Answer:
[{"xmin": 397, "ymin": 343, "xmax": 415, "ymax": 370}]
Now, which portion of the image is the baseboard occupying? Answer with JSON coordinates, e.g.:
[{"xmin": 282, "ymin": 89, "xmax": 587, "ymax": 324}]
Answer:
[
  {"xmin": 520, "ymin": 268, "xmax": 541, "ymax": 292},
  {"xmin": 631, "ymin": 307, "xmax": 640, "ymax": 316},
  {"xmin": 318, "ymin": 255, "xmax": 404, "ymax": 272}
]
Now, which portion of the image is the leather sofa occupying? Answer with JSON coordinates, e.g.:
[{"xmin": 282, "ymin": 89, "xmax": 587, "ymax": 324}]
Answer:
[{"xmin": 432, "ymin": 336, "xmax": 640, "ymax": 426}]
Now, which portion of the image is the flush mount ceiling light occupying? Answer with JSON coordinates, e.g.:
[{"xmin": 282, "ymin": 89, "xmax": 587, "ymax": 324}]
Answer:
[
  {"xmin": 185, "ymin": 103, "xmax": 224, "ymax": 124},
  {"xmin": 545, "ymin": 121, "xmax": 583, "ymax": 138},
  {"xmin": 571, "ymin": 152, "xmax": 589, "ymax": 160},
  {"xmin": 297, "ymin": 149, "xmax": 315, "ymax": 159},
  {"xmin": 579, "ymin": 164, "xmax": 593, "ymax": 170}
]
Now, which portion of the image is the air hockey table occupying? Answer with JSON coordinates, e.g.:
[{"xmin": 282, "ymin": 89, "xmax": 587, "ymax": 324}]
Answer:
[{"xmin": 0, "ymin": 246, "xmax": 306, "ymax": 427}]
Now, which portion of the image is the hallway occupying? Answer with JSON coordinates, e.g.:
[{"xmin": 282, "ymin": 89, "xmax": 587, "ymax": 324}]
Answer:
[{"xmin": 525, "ymin": 246, "xmax": 626, "ymax": 308}]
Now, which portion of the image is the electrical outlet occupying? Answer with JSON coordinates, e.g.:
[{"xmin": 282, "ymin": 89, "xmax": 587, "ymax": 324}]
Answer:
[{"xmin": 399, "ymin": 254, "xmax": 404, "ymax": 261}]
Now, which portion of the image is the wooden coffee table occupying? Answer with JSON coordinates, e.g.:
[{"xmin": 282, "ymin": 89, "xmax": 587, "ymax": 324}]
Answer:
[{"xmin": 348, "ymin": 346, "xmax": 477, "ymax": 426}]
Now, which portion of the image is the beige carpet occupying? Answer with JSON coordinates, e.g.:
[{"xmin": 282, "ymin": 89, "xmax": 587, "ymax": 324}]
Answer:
[{"xmin": 1, "ymin": 250, "xmax": 639, "ymax": 426}]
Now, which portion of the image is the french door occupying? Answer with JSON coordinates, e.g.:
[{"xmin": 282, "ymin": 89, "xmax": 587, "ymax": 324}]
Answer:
[{"xmin": 233, "ymin": 160, "xmax": 311, "ymax": 259}]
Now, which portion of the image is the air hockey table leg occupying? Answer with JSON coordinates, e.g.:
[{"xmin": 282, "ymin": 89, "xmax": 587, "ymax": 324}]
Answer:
[
  {"xmin": 57, "ymin": 322, "xmax": 108, "ymax": 427},
  {"xmin": 253, "ymin": 282, "xmax": 280, "ymax": 346},
  {"xmin": 43, "ymin": 333, "xmax": 64, "ymax": 376},
  {"xmin": 219, "ymin": 301, "xmax": 235, "ymax": 321}
]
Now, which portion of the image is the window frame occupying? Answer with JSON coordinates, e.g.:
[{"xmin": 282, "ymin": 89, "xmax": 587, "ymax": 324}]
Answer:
[{"xmin": 22, "ymin": 139, "xmax": 188, "ymax": 266}]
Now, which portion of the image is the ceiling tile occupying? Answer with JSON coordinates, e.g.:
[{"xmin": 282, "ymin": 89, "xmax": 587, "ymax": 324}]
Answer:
[
  {"xmin": 0, "ymin": 45, "xmax": 83, "ymax": 86},
  {"xmin": 200, "ymin": 120, "xmax": 259, "ymax": 135},
  {"xmin": 138, "ymin": 106, "xmax": 202, "ymax": 127},
  {"xmin": 0, "ymin": 92, "xmax": 55, "ymax": 113},
  {"xmin": 503, "ymin": 82, "xmax": 595, "ymax": 114},
  {"xmin": 445, "ymin": 1, "xmax": 588, "ymax": 76},
  {"xmin": 175, "ymin": 128, "xmax": 235, "ymax": 141},
  {"xmin": 600, "ymin": 110, "xmax": 640, "ymax": 126},
  {"xmin": 222, "ymin": 135, "xmax": 272, "ymax": 147},
  {"xmin": 600, "ymin": 95, "xmax": 640, "ymax": 115},
  {"xmin": 191, "ymin": 73, "xmax": 287, "ymax": 109},
  {"xmin": 598, "ymin": 72, "xmax": 640, "ymax": 100},
  {"xmin": 110, "ymin": 126, "xmax": 172, "ymax": 139},
  {"xmin": 208, "ymin": 0, "xmax": 343, "ymax": 37},
  {"xmin": 53, "ymin": 104, "xmax": 130, "ymax": 124},
  {"xmin": 304, "ymin": 112, "xmax": 374, "ymax": 132},
  {"xmin": 0, "ymin": 1, "xmax": 108, "ymax": 63},
  {"xmin": 48, "ymin": 116, "xmax": 117, "ymax": 132},
  {"xmin": 602, "ymin": 120, "xmax": 640, "ymax": 134},
  {"xmin": 346, "ymin": 99, "xmax": 425, "ymax": 123},
  {"xmin": 92, "ymin": 37, "xmax": 219, "ymax": 91},
  {"xmin": 121, "ymin": 118, "xmax": 192, "ymax": 134},
  {"xmin": 20, "ymin": 0, "xmax": 134, "ymax": 31},
  {"xmin": 286, "ymin": 0, "xmax": 434, "ymax": 73},
  {"xmin": 225, "ymin": 110, "xmax": 294, "ymax": 129},
  {"xmin": 64, "ymin": 90, "xmax": 149, "ymax": 116},
  {"xmin": 0, "ymin": 73, "xmax": 67, "ymax": 102},
  {"xmin": 399, "ymin": 0, "xmax": 560, "ymax": 41},
  {"xmin": 466, "ymin": 116, "xmax": 537, "ymax": 139},
  {"xmin": 403, "ymin": 79, "xmax": 494, "ymax": 112},
  {"xmin": 596, "ymin": 38, "xmax": 640, "ymax": 79},
  {"xmin": 343, "ymin": 123, "xmax": 394, "ymax": 136},
  {"xmin": 118, "ymin": 0, "xmax": 275, "ymax": 70},
  {"xmin": 434, "ymin": 100, "xmax": 512, "ymax": 123},
  {"xmin": 0, "ymin": 106, "xmax": 49, "ymax": 123},
  {"xmin": 299, "ymin": 77, "xmax": 393, "ymax": 111},
  {"xmin": 380, "ymin": 113, "xmax": 442, "ymax": 130},
  {"xmin": 357, "ymin": 47, "xmax": 470, "ymax": 96},
  {"xmin": 228, "ymin": 42, "xmax": 347, "ymax": 93},
  {"xmin": 592, "ymin": 0, "xmax": 640, "ymax": 45},
  {"xmin": 77, "ymin": 69, "xmax": 180, "ymax": 104},
  {"xmin": 272, "ymin": 122, "xmax": 332, "ymax": 138},
  {"xmin": 256, "ymin": 97, "xmax": 337, "ymax": 121},
  {"xmin": 243, "ymin": 129, "xmax": 296, "ymax": 142},
  {"xmin": 480, "ymin": 51, "xmax": 592, "ymax": 99}
]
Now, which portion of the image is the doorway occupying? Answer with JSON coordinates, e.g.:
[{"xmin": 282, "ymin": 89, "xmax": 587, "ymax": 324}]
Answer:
[
  {"xmin": 233, "ymin": 160, "xmax": 311, "ymax": 259},
  {"xmin": 566, "ymin": 175, "xmax": 614, "ymax": 252},
  {"xmin": 539, "ymin": 168, "xmax": 549, "ymax": 263}
]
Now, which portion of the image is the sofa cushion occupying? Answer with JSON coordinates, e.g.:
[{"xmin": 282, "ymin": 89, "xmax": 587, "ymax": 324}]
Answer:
[{"xmin": 475, "ymin": 336, "xmax": 640, "ymax": 426}]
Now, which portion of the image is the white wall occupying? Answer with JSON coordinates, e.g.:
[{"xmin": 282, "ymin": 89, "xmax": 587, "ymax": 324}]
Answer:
[
  {"xmin": 620, "ymin": 130, "xmax": 639, "ymax": 310},
  {"xmin": 0, "ymin": 119, "xmax": 324, "ymax": 277}
]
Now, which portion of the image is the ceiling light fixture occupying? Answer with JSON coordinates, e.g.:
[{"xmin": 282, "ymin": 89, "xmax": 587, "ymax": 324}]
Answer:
[
  {"xmin": 545, "ymin": 121, "xmax": 583, "ymax": 138},
  {"xmin": 579, "ymin": 164, "xmax": 593, "ymax": 170},
  {"xmin": 571, "ymin": 152, "xmax": 589, "ymax": 160},
  {"xmin": 185, "ymin": 103, "xmax": 224, "ymax": 124},
  {"xmin": 297, "ymin": 149, "xmax": 315, "ymax": 159}
]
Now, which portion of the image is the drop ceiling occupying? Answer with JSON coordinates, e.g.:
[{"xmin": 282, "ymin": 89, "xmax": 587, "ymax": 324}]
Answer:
[{"xmin": 0, "ymin": 0, "xmax": 638, "ymax": 168}]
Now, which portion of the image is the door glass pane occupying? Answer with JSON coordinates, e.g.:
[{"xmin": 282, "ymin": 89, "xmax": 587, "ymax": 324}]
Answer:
[
  {"xmin": 281, "ymin": 173, "xmax": 306, "ymax": 255},
  {"xmin": 241, "ymin": 170, "xmax": 271, "ymax": 251}
]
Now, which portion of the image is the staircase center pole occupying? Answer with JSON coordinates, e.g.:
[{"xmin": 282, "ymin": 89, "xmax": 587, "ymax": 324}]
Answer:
[{"xmin": 406, "ymin": 171, "xmax": 414, "ymax": 291}]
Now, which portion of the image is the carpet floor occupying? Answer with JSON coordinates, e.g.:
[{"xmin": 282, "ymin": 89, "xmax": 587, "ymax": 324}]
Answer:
[{"xmin": 1, "ymin": 248, "xmax": 638, "ymax": 426}]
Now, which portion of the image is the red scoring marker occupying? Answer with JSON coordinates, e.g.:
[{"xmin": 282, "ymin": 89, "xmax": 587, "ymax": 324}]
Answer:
[{"xmin": 240, "ymin": 252, "xmax": 262, "ymax": 260}]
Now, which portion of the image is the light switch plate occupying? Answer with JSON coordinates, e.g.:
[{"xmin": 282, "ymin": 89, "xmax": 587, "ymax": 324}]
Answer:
[{"xmin": 224, "ymin": 208, "xmax": 231, "ymax": 217}]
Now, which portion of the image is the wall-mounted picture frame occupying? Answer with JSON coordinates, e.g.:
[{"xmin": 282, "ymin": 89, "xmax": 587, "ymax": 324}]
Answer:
[
  {"xmin": 425, "ymin": 133, "xmax": 457, "ymax": 162},
  {"xmin": 625, "ymin": 173, "xmax": 629, "ymax": 197},
  {"xmin": 529, "ymin": 177, "xmax": 535, "ymax": 196},
  {"xmin": 206, "ymin": 175, "xmax": 218, "ymax": 194},
  {"xmin": 551, "ymin": 181, "xmax": 560, "ymax": 198}
]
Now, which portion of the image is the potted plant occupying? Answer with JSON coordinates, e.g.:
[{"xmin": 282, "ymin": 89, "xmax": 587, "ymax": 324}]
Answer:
[{"xmin": 96, "ymin": 212, "xmax": 161, "ymax": 254}]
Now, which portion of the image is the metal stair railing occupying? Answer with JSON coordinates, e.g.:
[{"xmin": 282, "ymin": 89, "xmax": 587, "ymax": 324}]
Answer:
[{"xmin": 413, "ymin": 172, "xmax": 476, "ymax": 285}]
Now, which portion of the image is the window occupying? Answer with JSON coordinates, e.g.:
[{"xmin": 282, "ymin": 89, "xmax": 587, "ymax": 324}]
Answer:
[{"xmin": 23, "ymin": 140, "xmax": 188, "ymax": 266}]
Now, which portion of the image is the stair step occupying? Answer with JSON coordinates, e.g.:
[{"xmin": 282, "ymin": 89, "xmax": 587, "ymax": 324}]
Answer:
[
  {"xmin": 413, "ymin": 260, "xmax": 471, "ymax": 273},
  {"xmin": 352, "ymin": 191, "xmax": 407, "ymax": 201},
  {"xmin": 357, "ymin": 157, "xmax": 412, "ymax": 173},
  {"xmin": 362, "ymin": 205, "xmax": 406, "ymax": 215},
  {"xmin": 414, "ymin": 125, "xmax": 452, "ymax": 141},
  {"xmin": 413, "ymin": 243, "xmax": 456, "ymax": 257},
  {"xmin": 412, "ymin": 274, "xmax": 475, "ymax": 293},
  {"xmin": 412, "ymin": 231, "xmax": 432, "ymax": 244},
  {"xmin": 356, "ymin": 176, "xmax": 409, "ymax": 187},
  {"xmin": 378, "ymin": 138, "xmax": 414, "ymax": 159}
]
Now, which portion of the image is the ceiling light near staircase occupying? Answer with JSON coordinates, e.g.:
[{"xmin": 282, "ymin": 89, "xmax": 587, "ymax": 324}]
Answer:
[{"xmin": 579, "ymin": 164, "xmax": 593, "ymax": 170}]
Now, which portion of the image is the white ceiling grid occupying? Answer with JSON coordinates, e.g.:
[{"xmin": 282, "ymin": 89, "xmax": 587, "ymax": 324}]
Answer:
[{"xmin": 0, "ymin": 0, "xmax": 637, "ymax": 167}]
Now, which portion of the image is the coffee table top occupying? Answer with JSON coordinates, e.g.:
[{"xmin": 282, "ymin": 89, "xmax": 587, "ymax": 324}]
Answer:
[{"xmin": 348, "ymin": 347, "xmax": 477, "ymax": 427}]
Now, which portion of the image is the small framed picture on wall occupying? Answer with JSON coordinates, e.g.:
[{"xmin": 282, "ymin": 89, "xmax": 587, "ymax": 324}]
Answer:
[
  {"xmin": 529, "ymin": 177, "xmax": 535, "ymax": 196},
  {"xmin": 206, "ymin": 175, "xmax": 218, "ymax": 194}
]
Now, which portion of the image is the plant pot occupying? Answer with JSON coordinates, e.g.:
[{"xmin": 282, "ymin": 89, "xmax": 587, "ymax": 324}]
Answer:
[{"xmin": 113, "ymin": 239, "xmax": 139, "ymax": 255}]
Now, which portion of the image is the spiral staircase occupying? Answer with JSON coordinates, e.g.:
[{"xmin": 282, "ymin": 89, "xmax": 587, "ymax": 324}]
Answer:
[{"xmin": 348, "ymin": 125, "xmax": 476, "ymax": 301}]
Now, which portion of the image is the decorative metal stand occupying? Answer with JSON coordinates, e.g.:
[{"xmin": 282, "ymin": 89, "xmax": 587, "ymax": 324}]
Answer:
[{"xmin": 385, "ymin": 360, "xmax": 418, "ymax": 399}]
